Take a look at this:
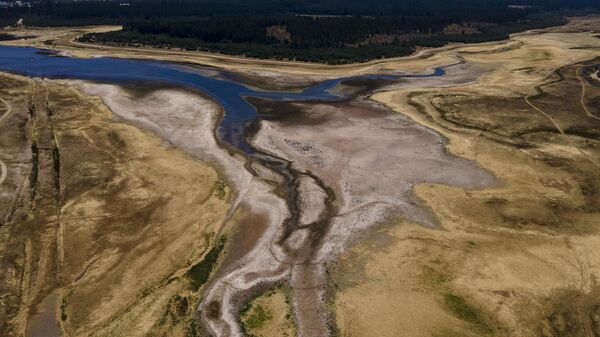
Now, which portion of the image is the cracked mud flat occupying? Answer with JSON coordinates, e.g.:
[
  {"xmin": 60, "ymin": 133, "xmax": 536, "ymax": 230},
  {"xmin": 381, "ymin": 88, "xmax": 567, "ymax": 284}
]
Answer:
[
  {"xmin": 71, "ymin": 66, "xmax": 495, "ymax": 336},
  {"xmin": 248, "ymin": 97, "xmax": 496, "ymax": 336}
]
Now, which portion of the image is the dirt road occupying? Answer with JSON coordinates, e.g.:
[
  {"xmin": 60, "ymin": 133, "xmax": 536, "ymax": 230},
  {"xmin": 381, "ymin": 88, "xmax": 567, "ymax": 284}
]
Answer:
[
  {"xmin": 0, "ymin": 96, "xmax": 11, "ymax": 186},
  {"xmin": 578, "ymin": 67, "xmax": 600, "ymax": 121},
  {"xmin": 525, "ymin": 83, "xmax": 600, "ymax": 170}
]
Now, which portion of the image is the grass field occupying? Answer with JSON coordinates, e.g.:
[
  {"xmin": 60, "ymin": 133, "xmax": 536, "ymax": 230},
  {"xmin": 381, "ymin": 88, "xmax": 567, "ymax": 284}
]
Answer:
[
  {"xmin": 0, "ymin": 74, "xmax": 231, "ymax": 337},
  {"xmin": 331, "ymin": 16, "xmax": 600, "ymax": 337}
]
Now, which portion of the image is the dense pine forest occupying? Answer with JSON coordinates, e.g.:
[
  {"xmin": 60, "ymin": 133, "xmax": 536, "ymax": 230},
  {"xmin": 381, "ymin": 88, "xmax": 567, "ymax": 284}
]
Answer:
[
  {"xmin": 1, "ymin": 0, "xmax": 598, "ymax": 63},
  {"xmin": 78, "ymin": 14, "xmax": 567, "ymax": 63}
]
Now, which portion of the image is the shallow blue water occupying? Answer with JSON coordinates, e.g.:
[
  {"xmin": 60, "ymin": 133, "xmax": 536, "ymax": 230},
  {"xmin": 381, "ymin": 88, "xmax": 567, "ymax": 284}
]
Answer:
[{"xmin": 0, "ymin": 45, "xmax": 444, "ymax": 153}]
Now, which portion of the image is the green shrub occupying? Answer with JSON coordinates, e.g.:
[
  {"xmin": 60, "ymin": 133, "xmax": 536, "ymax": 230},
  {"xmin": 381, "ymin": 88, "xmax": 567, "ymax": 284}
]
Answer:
[{"xmin": 187, "ymin": 236, "xmax": 226, "ymax": 291}]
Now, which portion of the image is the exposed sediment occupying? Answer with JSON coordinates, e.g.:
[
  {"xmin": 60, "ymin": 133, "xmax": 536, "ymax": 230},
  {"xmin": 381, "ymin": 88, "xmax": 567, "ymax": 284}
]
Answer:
[
  {"xmin": 68, "ymin": 65, "xmax": 496, "ymax": 336},
  {"xmin": 68, "ymin": 82, "xmax": 288, "ymax": 336},
  {"xmin": 244, "ymin": 94, "xmax": 496, "ymax": 335},
  {"xmin": 1, "ymin": 17, "xmax": 600, "ymax": 337}
]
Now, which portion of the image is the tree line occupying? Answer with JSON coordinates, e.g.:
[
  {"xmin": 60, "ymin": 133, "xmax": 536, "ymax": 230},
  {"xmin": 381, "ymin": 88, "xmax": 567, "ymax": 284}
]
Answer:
[
  {"xmin": 78, "ymin": 14, "xmax": 567, "ymax": 64},
  {"xmin": 0, "ymin": 0, "xmax": 595, "ymax": 63},
  {"xmin": 1, "ymin": 0, "xmax": 597, "ymax": 25},
  {"xmin": 118, "ymin": 12, "xmax": 532, "ymax": 48}
]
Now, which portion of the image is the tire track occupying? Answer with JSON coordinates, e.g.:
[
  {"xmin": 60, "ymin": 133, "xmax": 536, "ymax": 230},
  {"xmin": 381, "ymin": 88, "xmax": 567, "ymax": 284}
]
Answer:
[
  {"xmin": 0, "ymin": 96, "xmax": 11, "ymax": 186},
  {"xmin": 0, "ymin": 97, "xmax": 11, "ymax": 123},
  {"xmin": 0, "ymin": 160, "xmax": 6, "ymax": 186},
  {"xmin": 525, "ymin": 80, "xmax": 600, "ymax": 170},
  {"xmin": 577, "ymin": 67, "xmax": 600, "ymax": 121}
]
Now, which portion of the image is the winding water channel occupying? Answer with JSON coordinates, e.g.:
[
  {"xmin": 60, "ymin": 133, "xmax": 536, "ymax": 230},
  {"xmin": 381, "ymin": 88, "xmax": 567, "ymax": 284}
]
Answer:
[
  {"xmin": 0, "ymin": 45, "xmax": 467, "ymax": 337},
  {"xmin": 0, "ymin": 45, "xmax": 443, "ymax": 153}
]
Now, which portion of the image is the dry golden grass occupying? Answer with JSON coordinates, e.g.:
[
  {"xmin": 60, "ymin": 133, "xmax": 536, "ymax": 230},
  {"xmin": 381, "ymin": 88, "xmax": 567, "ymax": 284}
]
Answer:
[
  {"xmin": 330, "ymin": 16, "xmax": 600, "ymax": 337},
  {"xmin": 53, "ymin": 84, "xmax": 230, "ymax": 337},
  {"xmin": 240, "ymin": 286, "xmax": 296, "ymax": 337},
  {"xmin": 331, "ymin": 221, "xmax": 491, "ymax": 337},
  {"xmin": 0, "ymin": 74, "xmax": 230, "ymax": 337}
]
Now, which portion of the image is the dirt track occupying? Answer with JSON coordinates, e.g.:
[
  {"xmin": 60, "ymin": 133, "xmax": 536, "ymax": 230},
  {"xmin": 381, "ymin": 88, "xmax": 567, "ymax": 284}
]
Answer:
[
  {"xmin": 578, "ymin": 67, "xmax": 600, "ymax": 121},
  {"xmin": 0, "ymin": 96, "xmax": 11, "ymax": 186},
  {"xmin": 0, "ymin": 160, "xmax": 6, "ymax": 186},
  {"xmin": 0, "ymin": 97, "xmax": 10, "ymax": 123},
  {"xmin": 525, "ymin": 72, "xmax": 600, "ymax": 170}
]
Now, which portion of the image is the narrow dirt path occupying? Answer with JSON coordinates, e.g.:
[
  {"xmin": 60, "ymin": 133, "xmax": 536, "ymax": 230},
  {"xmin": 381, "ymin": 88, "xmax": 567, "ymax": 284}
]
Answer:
[
  {"xmin": 0, "ymin": 97, "xmax": 11, "ymax": 123},
  {"xmin": 577, "ymin": 67, "xmax": 600, "ymax": 121},
  {"xmin": 0, "ymin": 96, "xmax": 11, "ymax": 186},
  {"xmin": 0, "ymin": 160, "xmax": 6, "ymax": 186},
  {"xmin": 525, "ymin": 92, "xmax": 600, "ymax": 170},
  {"xmin": 524, "ymin": 95, "xmax": 565, "ymax": 133}
]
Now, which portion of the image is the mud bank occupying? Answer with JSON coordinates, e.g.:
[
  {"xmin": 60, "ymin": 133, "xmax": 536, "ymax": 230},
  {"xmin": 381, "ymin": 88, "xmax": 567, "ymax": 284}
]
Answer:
[
  {"xmin": 70, "ymin": 82, "xmax": 290, "ymax": 336},
  {"xmin": 70, "ymin": 68, "xmax": 495, "ymax": 337},
  {"xmin": 247, "ymin": 95, "xmax": 496, "ymax": 335}
]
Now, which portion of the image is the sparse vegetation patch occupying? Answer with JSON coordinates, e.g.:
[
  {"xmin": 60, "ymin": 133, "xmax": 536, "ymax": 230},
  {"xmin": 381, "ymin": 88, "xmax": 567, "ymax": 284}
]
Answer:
[
  {"xmin": 444, "ymin": 293, "xmax": 493, "ymax": 333},
  {"xmin": 29, "ymin": 141, "xmax": 38, "ymax": 200},
  {"xmin": 187, "ymin": 236, "xmax": 227, "ymax": 291},
  {"xmin": 211, "ymin": 180, "xmax": 227, "ymax": 200},
  {"xmin": 240, "ymin": 285, "xmax": 296, "ymax": 337}
]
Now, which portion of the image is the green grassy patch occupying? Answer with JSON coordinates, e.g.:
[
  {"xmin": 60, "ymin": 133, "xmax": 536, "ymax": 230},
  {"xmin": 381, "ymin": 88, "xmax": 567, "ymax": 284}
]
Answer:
[
  {"xmin": 211, "ymin": 180, "xmax": 227, "ymax": 200},
  {"xmin": 421, "ymin": 263, "xmax": 451, "ymax": 288},
  {"xmin": 52, "ymin": 145, "xmax": 61, "ymax": 196},
  {"xmin": 60, "ymin": 296, "xmax": 68, "ymax": 321},
  {"xmin": 187, "ymin": 236, "xmax": 226, "ymax": 291},
  {"xmin": 243, "ymin": 304, "xmax": 273, "ymax": 331},
  {"xmin": 444, "ymin": 293, "xmax": 492, "ymax": 333},
  {"xmin": 239, "ymin": 284, "xmax": 297, "ymax": 337},
  {"xmin": 30, "ymin": 142, "xmax": 39, "ymax": 200},
  {"xmin": 107, "ymin": 130, "xmax": 127, "ymax": 149},
  {"xmin": 186, "ymin": 319, "xmax": 200, "ymax": 337}
]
